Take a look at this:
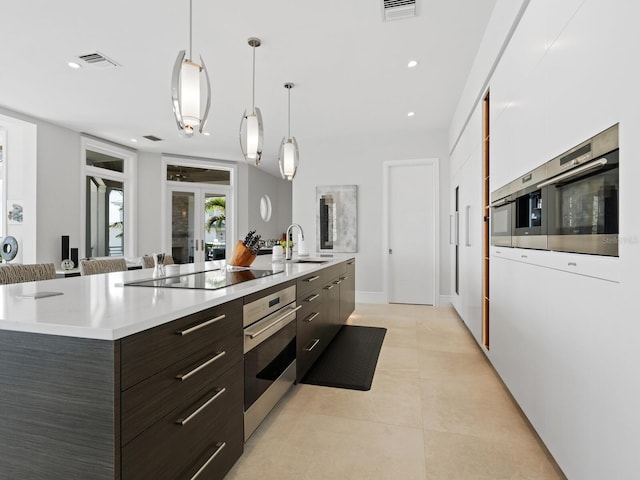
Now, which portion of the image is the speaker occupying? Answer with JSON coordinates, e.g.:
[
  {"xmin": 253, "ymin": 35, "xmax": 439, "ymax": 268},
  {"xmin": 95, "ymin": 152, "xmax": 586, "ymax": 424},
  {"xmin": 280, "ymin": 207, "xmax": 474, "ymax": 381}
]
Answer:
[
  {"xmin": 70, "ymin": 248, "xmax": 79, "ymax": 267},
  {"xmin": 61, "ymin": 235, "xmax": 70, "ymax": 261}
]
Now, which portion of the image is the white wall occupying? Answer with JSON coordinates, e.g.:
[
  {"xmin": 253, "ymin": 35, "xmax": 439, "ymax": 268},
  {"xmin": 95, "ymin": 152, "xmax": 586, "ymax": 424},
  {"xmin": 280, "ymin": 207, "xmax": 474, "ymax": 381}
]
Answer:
[
  {"xmin": 137, "ymin": 151, "xmax": 163, "ymax": 255},
  {"xmin": 292, "ymin": 129, "xmax": 450, "ymax": 302},
  {"xmin": 0, "ymin": 107, "xmax": 81, "ymax": 266},
  {"xmin": 451, "ymin": 1, "xmax": 640, "ymax": 478},
  {"xmin": 0, "ymin": 107, "xmax": 265, "ymax": 266},
  {"xmin": 246, "ymin": 166, "xmax": 292, "ymax": 241}
]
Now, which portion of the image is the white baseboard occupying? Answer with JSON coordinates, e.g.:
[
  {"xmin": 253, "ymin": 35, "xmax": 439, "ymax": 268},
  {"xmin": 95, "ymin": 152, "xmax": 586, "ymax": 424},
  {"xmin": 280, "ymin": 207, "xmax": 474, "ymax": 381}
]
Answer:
[
  {"xmin": 355, "ymin": 291, "xmax": 387, "ymax": 304},
  {"xmin": 438, "ymin": 295, "xmax": 453, "ymax": 307},
  {"xmin": 356, "ymin": 292, "xmax": 454, "ymax": 306}
]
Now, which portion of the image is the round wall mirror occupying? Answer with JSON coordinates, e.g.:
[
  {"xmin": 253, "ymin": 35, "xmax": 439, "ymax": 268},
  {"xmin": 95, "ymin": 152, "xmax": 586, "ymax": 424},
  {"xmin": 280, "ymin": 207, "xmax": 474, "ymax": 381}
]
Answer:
[{"xmin": 260, "ymin": 194, "xmax": 272, "ymax": 222}]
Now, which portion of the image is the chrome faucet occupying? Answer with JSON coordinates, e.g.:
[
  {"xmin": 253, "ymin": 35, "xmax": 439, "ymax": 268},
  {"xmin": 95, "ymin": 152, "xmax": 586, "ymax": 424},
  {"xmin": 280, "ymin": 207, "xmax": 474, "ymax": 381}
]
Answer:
[{"xmin": 285, "ymin": 223, "xmax": 304, "ymax": 260}]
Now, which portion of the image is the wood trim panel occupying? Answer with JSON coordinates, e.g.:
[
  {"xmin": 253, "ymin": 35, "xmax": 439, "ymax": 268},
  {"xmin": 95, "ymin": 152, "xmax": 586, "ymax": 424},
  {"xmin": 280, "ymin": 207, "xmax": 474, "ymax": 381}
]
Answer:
[{"xmin": 0, "ymin": 331, "xmax": 119, "ymax": 479}]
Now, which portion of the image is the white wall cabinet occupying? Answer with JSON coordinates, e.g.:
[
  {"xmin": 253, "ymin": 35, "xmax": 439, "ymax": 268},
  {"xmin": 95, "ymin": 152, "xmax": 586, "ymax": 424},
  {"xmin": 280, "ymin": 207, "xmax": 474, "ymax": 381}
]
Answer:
[
  {"xmin": 450, "ymin": 102, "xmax": 484, "ymax": 345},
  {"xmin": 468, "ymin": 1, "xmax": 640, "ymax": 478}
]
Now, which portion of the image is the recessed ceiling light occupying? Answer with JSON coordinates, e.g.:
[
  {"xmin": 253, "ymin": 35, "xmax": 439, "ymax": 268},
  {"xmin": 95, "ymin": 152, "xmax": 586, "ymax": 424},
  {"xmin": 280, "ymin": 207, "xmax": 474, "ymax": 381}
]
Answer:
[
  {"xmin": 407, "ymin": 60, "xmax": 418, "ymax": 68},
  {"xmin": 130, "ymin": 138, "xmax": 138, "ymax": 143},
  {"xmin": 67, "ymin": 61, "xmax": 81, "ymax": 69},
  {"xmin": 203, "ymin": 132, "xmax": 211, "ymax": 136},
  {"xmin": 407, "ymin": 112, "xmax": 415, "ymax": 117}
]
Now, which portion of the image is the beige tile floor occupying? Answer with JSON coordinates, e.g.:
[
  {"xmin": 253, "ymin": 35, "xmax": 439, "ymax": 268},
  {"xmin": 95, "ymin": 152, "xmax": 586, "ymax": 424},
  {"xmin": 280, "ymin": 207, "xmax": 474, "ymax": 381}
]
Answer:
[{"xmin": 226, "ymin": 303, "xmax": 566, "ymax": 480}]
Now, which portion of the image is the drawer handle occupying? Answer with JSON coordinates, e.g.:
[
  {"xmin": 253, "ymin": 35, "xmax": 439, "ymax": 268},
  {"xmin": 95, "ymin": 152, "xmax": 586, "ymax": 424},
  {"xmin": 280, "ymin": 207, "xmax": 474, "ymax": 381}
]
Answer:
[
  {"xmin": 176, "ymin": 351, "xmax": 226, "ymax": 381},
  {"xmin": 305, "ymin": 312, "xmax": 320, "ymax": 323},
  {"xmin": 177, "ymin": 314, "xmax": 226, "ymax": 336},
  {"xmin": 324, "ymin": 284, "xmax": 334, "ymax": 290},
  {"xmin": 334, "ymin": 280, "xmax": 342, "ymax": 285},
  {"xmin": 305, "ymin": 293, "xmax": 320, "ymax": 302},
  {"xmin": 245, "ymin": 305, "xmax": 302, "ymax": 339},
  {"xmin": 340, "ymin": 276, "xmax": 348, "ymax": 281},
  {"xmin": 304, "ymin": 338, "xmax": 320, "ymax": 352},
  {"xmin": 177, "ymin": 387, "xmax": 226, "ymax": 426},
  {"xmin": 347, "ymin": 260, "xmax": 355, "ymax": 265},
  {"xmin": 304, "ymin": 275, "xmax": 320, "ymax": 282},
  {"xmin": 190, "ymin": 442, "xmax": 226, "ymax": 480}
]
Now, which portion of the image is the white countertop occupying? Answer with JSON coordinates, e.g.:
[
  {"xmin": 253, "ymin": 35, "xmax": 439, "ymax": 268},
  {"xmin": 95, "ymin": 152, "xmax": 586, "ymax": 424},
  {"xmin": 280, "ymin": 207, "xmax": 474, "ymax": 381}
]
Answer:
[{"xmin": 0, "ymin": 256, "xmax": 352, "ymax": 340}]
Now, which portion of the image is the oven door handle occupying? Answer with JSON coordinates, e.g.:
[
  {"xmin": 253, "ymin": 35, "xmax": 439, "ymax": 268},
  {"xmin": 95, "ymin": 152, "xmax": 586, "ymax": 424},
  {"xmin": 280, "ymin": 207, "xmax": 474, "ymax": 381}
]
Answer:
[
  {"xmin": 537, "ymin": 158, "xmax": 608, "ymax": 188},
  {"xmin": 245, "ymin": 305, "xmax": 302, "ymax": 339},
  {"xmin": 489, "ymin": 197, "xmax": 512, "ymax": 208}
]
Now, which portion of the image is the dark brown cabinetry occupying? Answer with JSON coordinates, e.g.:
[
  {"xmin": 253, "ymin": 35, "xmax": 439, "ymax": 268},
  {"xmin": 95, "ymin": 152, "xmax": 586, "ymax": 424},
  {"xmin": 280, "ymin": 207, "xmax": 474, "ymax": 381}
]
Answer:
[
  {"xmin": 295, "ymin": 259, "xmax": 355, "ymax": 382},
  {"xmin": 120, "ymin": 299, "xmax": 243, "ymax": 480},
  {"xmin": 339, "ymin": 259, "xmax": 356, "ymax": 323},
  {"xmin": 296, "ymin": 280, "xmax": 325, "ymax": 381},
  {"xmin": 0, "ymin": 259, "xmax": 355, "ymax": 479}
]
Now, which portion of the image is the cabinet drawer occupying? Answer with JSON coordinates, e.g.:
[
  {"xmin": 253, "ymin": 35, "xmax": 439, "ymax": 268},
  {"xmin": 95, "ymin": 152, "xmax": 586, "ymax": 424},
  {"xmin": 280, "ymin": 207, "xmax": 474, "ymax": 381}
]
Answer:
[
  {"xmin": 122, "ymin": 362, "xmax": 243, "ymax": 480},
  {"xmin": 121, "ymin": 328, "xmax": 242, "ymax": 445},
  {"xmin": 120, "ymin": 299, "xmax": 242, "ymax": 389},
  {"xmin": 182, "ymin": 419, "xmax": 244, "ymax": 480},
  {"xmin": 296, "ymin": 271, "xmax": 326, "ymax": 297},
  {"xmin": 298, "ymin": 287, "xmax": 323, "ymax": 316},
  {"xmin": 296, "ymin": 334, "xmax": 324, "ymax": 381}
]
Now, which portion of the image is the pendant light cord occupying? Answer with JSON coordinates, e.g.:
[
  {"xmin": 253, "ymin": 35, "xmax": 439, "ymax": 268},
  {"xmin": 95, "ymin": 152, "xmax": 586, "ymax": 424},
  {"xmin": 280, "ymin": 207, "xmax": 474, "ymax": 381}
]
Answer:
[
  {"xmin": 189, "ymin": 0, "xmax": 193, "ymax": 60},
  {"xmin": 288, "ymin": 87, "xmax": 291, "ymax": 138},
  {"xmin": 252, "ymin": 44, "xmax": 256, "ymax": 114}
]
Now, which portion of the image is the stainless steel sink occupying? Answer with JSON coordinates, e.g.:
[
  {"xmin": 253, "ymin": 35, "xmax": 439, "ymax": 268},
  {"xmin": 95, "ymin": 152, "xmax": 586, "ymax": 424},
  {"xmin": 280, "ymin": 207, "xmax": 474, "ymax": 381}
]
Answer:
[{"xmin": 290, "ymin": 258, "xmax": 329, "ymax": 263}]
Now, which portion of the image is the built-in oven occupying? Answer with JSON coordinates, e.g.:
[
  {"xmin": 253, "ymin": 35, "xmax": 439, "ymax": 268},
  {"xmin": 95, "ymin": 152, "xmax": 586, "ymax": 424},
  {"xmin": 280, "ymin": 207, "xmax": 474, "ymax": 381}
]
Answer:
[
  {"xmin": 539, "ymin": 124, "xmax": 619, "ymax": 256},
  {"xmin": 490, "ymin": 184, "xmax": 513, "ymax": 247},
  {"xmin": 511, "ymin": 164, "xmax": 548, "ymax": 249},
  {"xmin": 243, "ymin": 284, "xmax": 301, "ymax": 441}
]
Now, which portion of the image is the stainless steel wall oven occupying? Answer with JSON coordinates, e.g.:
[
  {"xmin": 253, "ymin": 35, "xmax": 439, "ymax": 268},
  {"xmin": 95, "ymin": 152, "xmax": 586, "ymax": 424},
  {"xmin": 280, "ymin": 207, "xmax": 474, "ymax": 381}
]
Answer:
[
  {"xmin": 511, "ymin": 164, "xmax": 548, "ymax": 249},
  {"xmin": 490, "ymin": 184, "xmax": 513, "ymax": 247},
  {"xmin": 243, "ymin": 284, "xmax": 300, "ymax": 441},
  {"xmin": 490, "ymin": 124, "xmax": 619, "ymax": 257},
  {"xmin": 540, "ymin": 124, "xmax": 619, "ymax": 256}
]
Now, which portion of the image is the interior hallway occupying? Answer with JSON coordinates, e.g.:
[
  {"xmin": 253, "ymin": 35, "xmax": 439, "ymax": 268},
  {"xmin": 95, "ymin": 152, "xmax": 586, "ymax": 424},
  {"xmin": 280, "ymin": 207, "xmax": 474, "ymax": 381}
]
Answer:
[{"xmin": 226, "ymin": 303, "xmax": 566, "ymax": 479}]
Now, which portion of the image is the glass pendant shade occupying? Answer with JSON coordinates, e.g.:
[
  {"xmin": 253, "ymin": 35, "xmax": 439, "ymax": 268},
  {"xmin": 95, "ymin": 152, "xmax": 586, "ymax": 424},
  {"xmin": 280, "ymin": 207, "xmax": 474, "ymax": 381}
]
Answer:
[
  {"xmin": 279, "ymin": 137, "xmax": 299, "ymax": 180},
  {"xmin": 246, "ymin": 113, "xmax": 259, "ymax": 159},
  {"xmin": 278, "ymin": 82, "xmax": 299, "ymax": 180},
  {"xmin": 170, "ymin": 0, "xmax": 211, "ymax": 137},
  {"xmin": 172, "ymin": 51, "xmax": 211, "ymax": 137},
  {"xmin": 180, "ymin": 60, "xmax": 201, "ymax": 130},
  {"xmin": 240, "ymin": 107, "xmax": 263, "ymax": 165},
  {"xmin": 239, "ymin": 37, "xmax": 263, "ymax": 165}
]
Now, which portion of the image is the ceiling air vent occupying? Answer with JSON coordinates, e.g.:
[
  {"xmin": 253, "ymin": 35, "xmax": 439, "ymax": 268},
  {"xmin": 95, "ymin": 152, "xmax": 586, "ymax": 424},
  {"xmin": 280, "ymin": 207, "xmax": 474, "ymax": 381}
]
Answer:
[
  {"xmin": 143, "ymin": 135, "xmax": 163, "ymax": 142},
  {"xmin": 381, "ymin": 0, "xmax": 416, "ymax": 22},
  {"xmin": 76, "ymin": 52, "xmax": 120, "ymax": 69}
]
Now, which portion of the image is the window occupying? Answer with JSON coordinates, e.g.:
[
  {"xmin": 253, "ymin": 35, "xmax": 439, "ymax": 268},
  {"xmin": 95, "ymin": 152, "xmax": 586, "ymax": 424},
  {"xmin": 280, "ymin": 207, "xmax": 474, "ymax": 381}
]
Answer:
[{"xmin": 81, "ymin": 137, "xmax": 136, "ymax": 258}]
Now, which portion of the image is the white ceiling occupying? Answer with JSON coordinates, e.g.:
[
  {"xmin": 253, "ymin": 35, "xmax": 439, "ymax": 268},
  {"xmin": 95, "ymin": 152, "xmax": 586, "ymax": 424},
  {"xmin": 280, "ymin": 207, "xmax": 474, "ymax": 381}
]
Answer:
[{"xmin": 0, "ymin": 0, "xmax": 496, "ymax": 176}]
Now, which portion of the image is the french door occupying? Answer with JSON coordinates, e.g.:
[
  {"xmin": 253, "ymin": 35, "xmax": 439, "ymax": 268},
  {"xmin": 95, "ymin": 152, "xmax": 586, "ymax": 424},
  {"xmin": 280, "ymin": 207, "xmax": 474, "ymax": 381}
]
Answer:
[{"xmin": 167, "ymin": 186, "xmax": 228, "ymax": 264}]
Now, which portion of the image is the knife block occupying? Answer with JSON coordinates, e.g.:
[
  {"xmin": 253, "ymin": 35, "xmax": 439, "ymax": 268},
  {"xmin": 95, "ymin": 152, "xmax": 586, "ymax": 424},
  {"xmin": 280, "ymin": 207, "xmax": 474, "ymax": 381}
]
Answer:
[{"xmin": 229, "ymin": 241, "xmax": 256, "ymax": 267}]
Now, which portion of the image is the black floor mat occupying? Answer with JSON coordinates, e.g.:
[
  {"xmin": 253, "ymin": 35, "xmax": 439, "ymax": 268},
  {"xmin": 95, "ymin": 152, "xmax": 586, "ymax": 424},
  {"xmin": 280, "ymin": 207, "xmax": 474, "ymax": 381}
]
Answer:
[{"xmin": 300, "ymin": 325, "xmax": 387, "ymax": 391}]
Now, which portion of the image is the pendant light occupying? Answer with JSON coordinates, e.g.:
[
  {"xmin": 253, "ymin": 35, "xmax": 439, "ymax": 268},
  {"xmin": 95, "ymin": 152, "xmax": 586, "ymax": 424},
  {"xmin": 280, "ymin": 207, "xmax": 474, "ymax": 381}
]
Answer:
[
  {"xmin": 279, "ymin": 83, "xmax": 299, "ymax": 181},
  {"xmin": 170, "ymin": 0, "xmax": 211, "ymax": 137},
  {"xmin": 240, "ymin": 37, "xmax": 264, "ymax": 165}
]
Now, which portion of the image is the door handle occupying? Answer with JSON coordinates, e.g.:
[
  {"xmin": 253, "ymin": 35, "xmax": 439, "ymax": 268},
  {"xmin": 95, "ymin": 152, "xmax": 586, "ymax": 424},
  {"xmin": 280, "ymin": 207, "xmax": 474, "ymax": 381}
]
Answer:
[
  {"xmin": 455, "ymin": 212, "xmax": 460, "ymax": 246},
  {"xmin": 449, "ymin": 214, "xmax": 454, "ymax": 244},
  {"xmin": 465, "ymin": 205, "xmax": 471, "ymax": 247},
  {"xmin": 388, "ymin": 249, "xmax": 392, "ymax": 254}
]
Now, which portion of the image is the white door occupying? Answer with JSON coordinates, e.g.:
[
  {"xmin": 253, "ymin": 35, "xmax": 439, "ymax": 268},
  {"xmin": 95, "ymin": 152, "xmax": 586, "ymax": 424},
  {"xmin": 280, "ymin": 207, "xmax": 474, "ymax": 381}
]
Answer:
[
  {"xmin": 386, "ymin": 159, "xmax": 438, "ymax": 305},
  {"xmin": 167, "ymin": 186, "xmax": 228, "ymax": 264}
]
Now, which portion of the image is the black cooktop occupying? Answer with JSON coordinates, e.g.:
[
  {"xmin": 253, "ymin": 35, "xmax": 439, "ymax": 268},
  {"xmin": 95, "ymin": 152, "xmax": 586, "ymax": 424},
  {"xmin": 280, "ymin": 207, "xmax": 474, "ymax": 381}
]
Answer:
[{"xmin": 124, "ymin": 268, "xmax": 278, "ymax": 290}]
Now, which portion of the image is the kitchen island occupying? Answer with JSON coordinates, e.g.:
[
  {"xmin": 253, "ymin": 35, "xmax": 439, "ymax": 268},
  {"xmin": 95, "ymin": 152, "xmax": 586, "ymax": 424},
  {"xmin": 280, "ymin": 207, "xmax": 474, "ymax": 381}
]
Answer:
[{"xmin": 0, "ymin": 255, "xmax": 355, "ymax": 480}]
